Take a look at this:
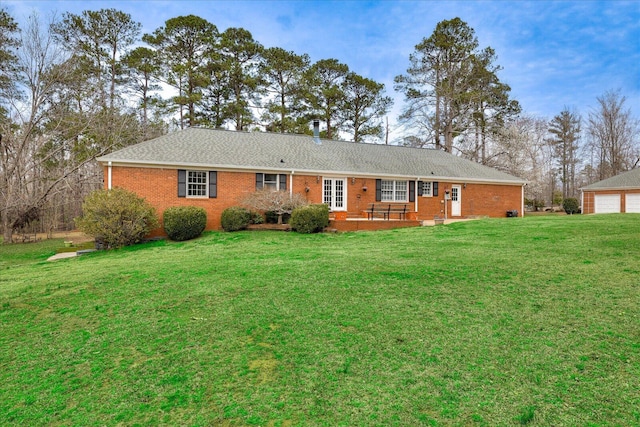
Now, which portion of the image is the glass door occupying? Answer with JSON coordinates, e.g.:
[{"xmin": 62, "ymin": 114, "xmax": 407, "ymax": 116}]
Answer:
[{"xmin": 323, "ymin": 178, "xmax": 346, "ymax": 211}]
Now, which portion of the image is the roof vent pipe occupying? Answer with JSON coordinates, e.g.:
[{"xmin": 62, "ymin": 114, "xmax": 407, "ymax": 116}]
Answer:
[{"xmin": 313, "ymin": 120, "xmax": 321, "ymax": 145}]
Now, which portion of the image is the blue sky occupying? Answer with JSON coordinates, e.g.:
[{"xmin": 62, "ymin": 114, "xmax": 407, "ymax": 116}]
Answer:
[{"xmin": 5, "ymin": 0, "xmax": 640, "ymax": 125}]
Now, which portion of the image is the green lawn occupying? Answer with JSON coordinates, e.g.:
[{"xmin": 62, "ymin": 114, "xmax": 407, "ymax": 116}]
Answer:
[{"xmin": 1, "ymin": 215, "xmax": 639, "ymax": 426}]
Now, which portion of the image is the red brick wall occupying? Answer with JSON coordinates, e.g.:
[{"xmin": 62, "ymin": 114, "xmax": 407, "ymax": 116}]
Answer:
[
  {"xmin": 431, "ymin": 182, "xmax": 522, "ymax": 219},
  {"xmin": 106, "ymin": 166, "xmax": 523, "ymax": 234}
]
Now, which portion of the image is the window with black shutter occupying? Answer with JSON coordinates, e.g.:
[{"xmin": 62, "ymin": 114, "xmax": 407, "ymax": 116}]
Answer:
[
  {"xmin": 256, "ymin": 173, "xmax": 287, "ymax": 191},
  {"xmin": 178, "ymin": 169, "xmax": 217, "ymax": 198}
]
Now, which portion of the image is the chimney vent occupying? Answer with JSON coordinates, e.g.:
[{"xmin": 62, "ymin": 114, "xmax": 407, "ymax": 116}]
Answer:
[{"xmin": 313, "ymin": 120, "xmax": 321, "ymax": 145}]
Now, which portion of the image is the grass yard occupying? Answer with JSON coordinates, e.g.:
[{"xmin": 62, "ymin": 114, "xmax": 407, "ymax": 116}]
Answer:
[{"xmin": 1, "ymin": 215, "xmax": 639, "ymax": 426}]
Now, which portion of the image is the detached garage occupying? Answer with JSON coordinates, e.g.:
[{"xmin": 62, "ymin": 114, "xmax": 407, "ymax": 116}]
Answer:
[{"xmin": 582, "ymin": 168, "xmax": 640, "ymax": 214}]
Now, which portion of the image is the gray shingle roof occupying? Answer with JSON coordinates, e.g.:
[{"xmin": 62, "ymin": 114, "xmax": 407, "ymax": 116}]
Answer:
[
  {"xmin": 98, "ymin": 128, "xmax": 525, "ymax": 184},
  {"xmin": 582, "ymin": 168, "xmax": 640, "ymax": 190}
]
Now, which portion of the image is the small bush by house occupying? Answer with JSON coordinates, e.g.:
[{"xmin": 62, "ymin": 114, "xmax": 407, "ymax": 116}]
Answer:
[
  {"xmin": 75, "ymin": 187, "xmax": 158, "ymax": 249},
  {"xmin": 221, "ymin": 207, "xmax": 252, "ymax": 231},
  {"xmin": 290, "ymin": 204, "xmax": 330, "ymax": 234},
  {"xmin": 250, "ymin": 211, "xmax": 265, "ymax": 224},
  {"xmin": 563, "ymin": 197, "xmax": 580, "ymax": 214},
  {"xmin": 243, "ymin": 190, "xmax": 307, "ymax": 225},
  {"xmin": 265, "ymin": 211, "xmax": 290, "ymax": 224},
  {"xmin": 163, "ymin": 206, "xmax": 207, "ymax": 241}
]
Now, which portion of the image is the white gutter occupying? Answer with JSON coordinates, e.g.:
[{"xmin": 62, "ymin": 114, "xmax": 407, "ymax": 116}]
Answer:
[
  {"xmin": 415, "ymin": 178, "xmax": 420, "ymax": 214},
  {"xmin": 97, "ymin": 159, "xmax": 526, "ymax": 186},
  {"xmin": 108, "ymin": 161, "xmax": 112, "ymax": 190},
  {"xmin": 521, "ymin": 184, "xmax": 524, "ymax": 217},
  {"xmin": 290, "ymin": 171, "xmax": 294, "ymax": 197}
]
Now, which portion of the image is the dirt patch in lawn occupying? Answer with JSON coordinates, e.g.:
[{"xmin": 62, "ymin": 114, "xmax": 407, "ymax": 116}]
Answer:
[{"xmin": 13, "ymin": 230, "xmax": 93, "ymax": 244}]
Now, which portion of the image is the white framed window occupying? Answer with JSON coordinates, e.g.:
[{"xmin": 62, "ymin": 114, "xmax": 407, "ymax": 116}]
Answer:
[
  {"xmin": 381, "ymin": 180, "xmax": 408, "ymax": 202},
  {"xmin": 178, "ymin": 169, "xmax": 217, "ymax": 198},
  {"xmin": 263, "ymin": 173, "xmax": 278, "ymax": 190},
  {"xmin": 256, "ymin": 173, "xmax": 287, "ymax": 192},
  {"xmin": 187, "ymin": 171, "xmax": 207, "ymax": 197},
  {"xmin": 421, "ymin": 181, "xmax": 432, "ymax": 197}
]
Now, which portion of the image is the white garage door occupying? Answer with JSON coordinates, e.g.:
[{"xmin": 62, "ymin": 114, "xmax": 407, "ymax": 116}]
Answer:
[
  {"xmin": 625, "ymin": 194, "xmax": 640, "ymax": 213},
  {"xmin": 594, "ymin": 194, "xmax": 621, "ymax": 213}
]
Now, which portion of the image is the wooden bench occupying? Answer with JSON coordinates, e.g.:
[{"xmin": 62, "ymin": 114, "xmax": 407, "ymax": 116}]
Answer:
[{"xmin": 366, "ymin": 203, "xmax": 409, "ymax": 220}]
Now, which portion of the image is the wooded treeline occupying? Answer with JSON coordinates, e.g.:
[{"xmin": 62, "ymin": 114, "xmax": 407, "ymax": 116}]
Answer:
[{"xmin": 0, "ymin": 9, "xmax": 638, "ymax": 242}]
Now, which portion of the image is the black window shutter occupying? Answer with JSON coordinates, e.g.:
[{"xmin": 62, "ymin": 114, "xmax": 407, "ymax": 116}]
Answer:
[
  {"xmin": 409, "ymin": 181, "xmax": 415, "ymax": 202},
  {"xmin": 433, "ymin": 182, "xmax": 439, "ymax": 197},
  {"xmin": 375, "ymin": 179, "xmax": 382, "ymax": 202},
  {"xmin": 256, "ymin": 173, "xmax": 264, "ymax": 190},
  {"xmin": 417, "ymin": 181, "xmax": 424, "ymax": 197},
  {"xmin": 209, "ymin": 171, "xmax": 217, "ymax": 198},
  {"xmin": 178, "ymin": 169, "xmax": 186, "ymax": 197},
  {"xmin": 279, "ymin": 174, "xmax": 287, "ymax": 191}
]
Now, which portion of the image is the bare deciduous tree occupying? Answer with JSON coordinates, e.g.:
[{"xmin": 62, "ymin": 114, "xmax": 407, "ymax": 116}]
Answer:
[
  {"xmin": 242, "ymin": 189, "xmax": 307, "ymax": 224},
  {"xmin": 586, "ymin": 90, "xmax": 639, "ymax": 180}
]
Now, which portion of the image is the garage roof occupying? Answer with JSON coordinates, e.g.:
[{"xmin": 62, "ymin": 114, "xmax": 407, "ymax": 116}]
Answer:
[{"xmin": 582, "ymin": 168, "xmax": 640, "ymax": 190}]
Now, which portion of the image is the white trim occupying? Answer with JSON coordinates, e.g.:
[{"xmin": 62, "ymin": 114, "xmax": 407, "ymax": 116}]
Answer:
[
  {"xmin": 107, "ymin": 161, "xmax": 112, "ymax": 189},
  {"xmin": 381, "ymin": 179, "xmax": 409, "ymax": 202},
  {"xmin": 323, "ymin": 177, "xmax": 347, "ymax": 211},
  {"xmin": 420, "ymin": 181, "xmax": 433, "ymax": 197},
  {"xmin": 290, "ymin": 171, "xmax": 294, "ymax": 197},
  {"xmin": 97, "ymin": 160, "xmax": 526, "ymax": 186},
  {"xmin": 186, "ymin": 170, "xmax": 208, "ymax": 198},
  {"xmin": 451, "ymin": 184, "xmax": 461, "ymax": 216},
  {"xmin": 415, "ymin": 178, "xmax": 420, "ymax": 213}
]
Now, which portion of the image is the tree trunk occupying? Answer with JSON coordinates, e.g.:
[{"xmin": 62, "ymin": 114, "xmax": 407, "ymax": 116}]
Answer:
[{"xmin": 2, "ymin": 215, "xmax": 12, "ymax": 244}]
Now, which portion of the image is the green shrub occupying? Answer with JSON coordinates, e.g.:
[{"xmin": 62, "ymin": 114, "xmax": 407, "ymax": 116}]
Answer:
[
  {"xmin": 563, "ymin": 197, "xmax": 580, "ymax": 214},
  {"xmin": 290, "ymin": 204, "xmax": 330, "ymax": 234},
  {"xmin": 163, "ymin": 206, "xmax": 207, "ymax": 241},
  {"xmin": 75, "ymin": 187, "xmax": 158, "ymax": 249},
  {"xmin": 249, "ymin": 210, "xmax": 265, "ymax": 224},
  {"xmin": 221, "ymin": 207, "xmax": 252, "ymax": 231},
  {"xmin": 265, "ymin": 211, "xmax": 290, "ymax": 224}
]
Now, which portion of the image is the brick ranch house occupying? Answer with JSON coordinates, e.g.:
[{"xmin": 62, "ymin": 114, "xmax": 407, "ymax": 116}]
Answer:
[
  {"xmin": 581, "ymin": 168, "xmax": 640, "ymax": 214},
  {"xmin": 97, "ymin": 126, "xmax": 526, "ymax": 233}
]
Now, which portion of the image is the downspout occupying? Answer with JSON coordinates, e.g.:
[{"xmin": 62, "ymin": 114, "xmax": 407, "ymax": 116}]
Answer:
[
  {"xmin": 521, "ymin": 184, "xmax": 525, "ymax": 217},
  {"xmin": 290, "ymin": 171, "xmax": 294, "ymax": 197},
  {"xmin": 415, "ymin": 178, "xmax": 420, "ymax": 215},
  {"xmin": 580, "ymin": 189, "xmax": 584, "ymax": 214},
  {"xmin": 108, "ymin": 161, "xmax": 112, "ymax": 190}
]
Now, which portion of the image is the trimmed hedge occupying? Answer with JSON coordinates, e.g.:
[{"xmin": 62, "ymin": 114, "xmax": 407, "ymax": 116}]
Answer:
[
  {"xmin": 290, "ymin": 204, "xmax": 330, "ymax": 234},
  {"xmin": 163, "ymin": 206, "xmax": 207, "ymax": 241},
  {"xmin": 221, "ymin": 207, "xmax": 252, "ymax": 231}
]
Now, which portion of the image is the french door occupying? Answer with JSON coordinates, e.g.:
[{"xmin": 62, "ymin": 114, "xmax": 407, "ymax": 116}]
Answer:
[{"xmin": 323, "ymin": 178, "xmax": 346, "ymax": 211}]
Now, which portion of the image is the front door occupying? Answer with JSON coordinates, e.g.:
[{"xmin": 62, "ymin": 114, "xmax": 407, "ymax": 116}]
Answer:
[
  {"xmin": 323, "ymin": 178, "xmax": 346, "ymax": 211},
  {"xmin": 451, "ymin": 185, "xmax": 461, "ymax": 216}
]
